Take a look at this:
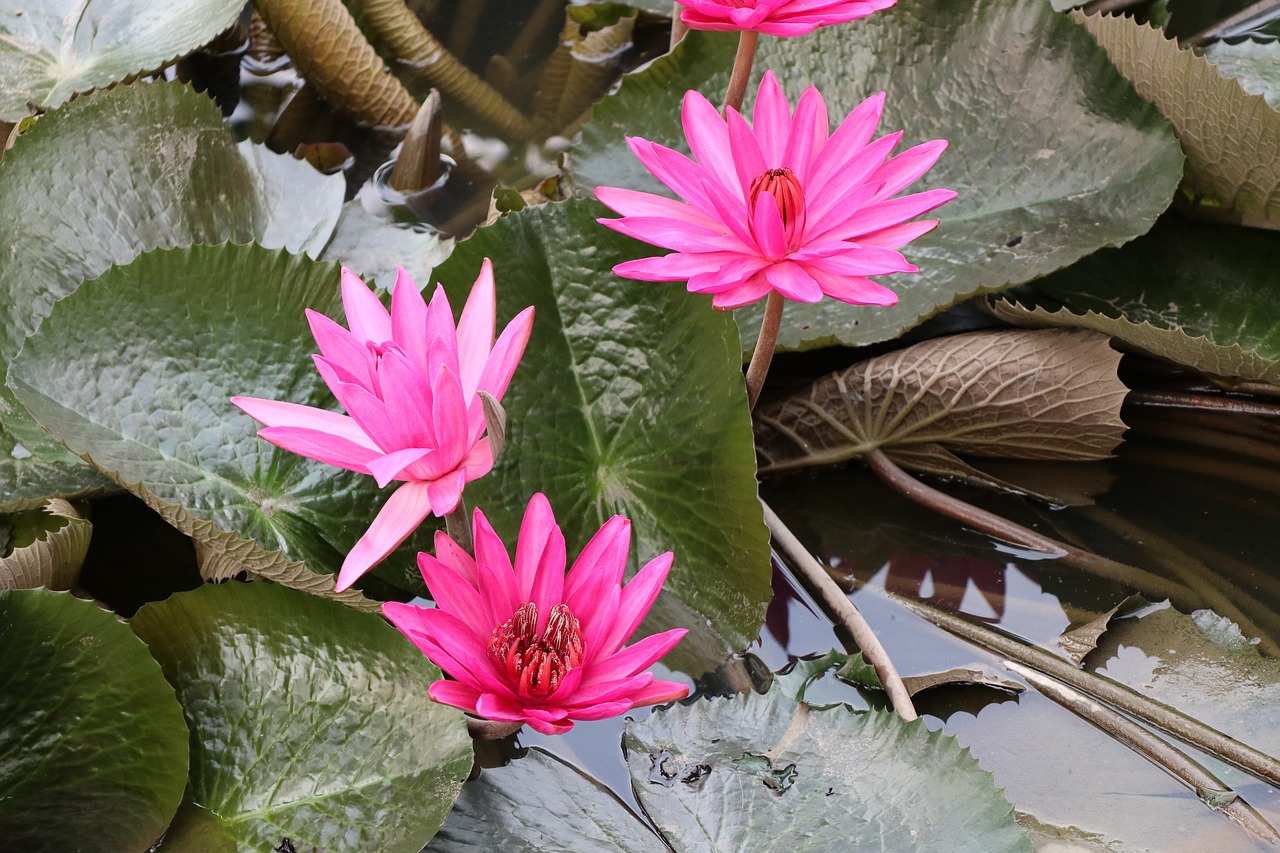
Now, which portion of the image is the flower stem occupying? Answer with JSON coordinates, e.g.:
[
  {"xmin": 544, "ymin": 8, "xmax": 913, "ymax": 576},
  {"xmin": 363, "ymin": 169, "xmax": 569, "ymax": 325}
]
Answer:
[
  {"xmin": 444, "ymin": 500, "xmax": 473, "ymax": 553},
  {"xmin": 745, "ymin": 290, "xmax": 784, "ymax": 410},
  {"xmin": 722, "ymin": 30, "xmax": 760, "ymax": 115},
  {"xmin": 762, "ymin": 499, "xmax": 919, "ymax": 721}
]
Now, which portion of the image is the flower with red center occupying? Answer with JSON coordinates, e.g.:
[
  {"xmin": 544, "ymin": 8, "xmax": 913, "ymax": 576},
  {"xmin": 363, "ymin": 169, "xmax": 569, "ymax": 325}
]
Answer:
[
  {"xmin": 677, "ymin": 0, "xmax": 895, "ymax": 36},
  {"xmin": 232, "ymin": 260, "xmax": 534, "ymax": 592},
  {"xmin": 383, "ymin": 493, "xmax": 690, "ymax": 735},
  {"xmin": 596, "ymin": 71, "xmax": 956, "ymax": 309}
]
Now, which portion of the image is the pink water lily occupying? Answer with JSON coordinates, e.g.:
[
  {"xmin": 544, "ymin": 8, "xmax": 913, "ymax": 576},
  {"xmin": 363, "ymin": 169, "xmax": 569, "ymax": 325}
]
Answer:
[
  {"xmin": 597, "ymin": 71, "xmax": 956, "ymax": 310},
  {"xmin": 383, "ymin": 493, "xmax": 690, "ymax": 735},
  {"xmin": 232, "ymin": 261, "xmax": 534, "ymax": 592},
  {"xmin": 677, "ymin": 0, "xmax": 895, "ymax": 36}
]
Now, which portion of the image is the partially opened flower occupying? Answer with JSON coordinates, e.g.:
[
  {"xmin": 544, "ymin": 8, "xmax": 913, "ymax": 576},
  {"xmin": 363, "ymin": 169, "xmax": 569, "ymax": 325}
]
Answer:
[
  {"xmin": 232, "ymin": 260, "xmax": 534, "ymax": 592},
  {"xmin": 383, "ymin": 493, "xmax": 689, "ymax": 735},
  {"xmin": 677, "ymin": 0, "xmax": 895, "ymax": 36},
  {"xmin": 597, "ymin": 71, "xmax": 956, "ymax": 310}
]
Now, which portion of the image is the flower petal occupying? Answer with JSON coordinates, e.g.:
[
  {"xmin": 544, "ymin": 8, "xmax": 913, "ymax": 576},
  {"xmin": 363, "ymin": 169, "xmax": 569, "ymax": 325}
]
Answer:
[
  {"xmin": 340, "ymin": 267, "xmax": 392, "ymax": 343},
  {"xmin": 455, "ymin": 259, "xmax": 497, "ymax": 397},
  {"xmin": 599, "ymin": 551, "xmax": 674, "ymax": 655},
  {"xmin": 753, "ymin": 70, "xmax": 792, "ymax": 165},
  {"xmin": 335, "ymin": 480, "xmax": 434, "ymax": 591},
  {"xmin": 427, "ymin": 679, "xmax": 484, "ymax": 715}
]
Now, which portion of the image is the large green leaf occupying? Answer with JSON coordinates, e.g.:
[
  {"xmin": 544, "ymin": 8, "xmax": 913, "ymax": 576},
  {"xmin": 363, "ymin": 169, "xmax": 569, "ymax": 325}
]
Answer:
[
  {"xmin": 576, "ymin": 0, "xmax": 1183, "ymax": 351},
  {"xmin": 992, "ymin": 215, "xmax": 1280, "ymax": 385},
  {"xmin": 0, "ymin": 588, "xmax": 188, "ymax": 849},
  {"xmin": 130, "ymin": 582, "xmax": 472, "ymax": 852},
  {"xmin": 1205, "ymin": 40, "xmax": 1280, "ymax": 110},
  {"xmin": 0, "ymin": 81, "xmax": 343, "ymax": 507},
  {"xmin": 5, "ymin": 244, "xmax": 415, "ymax": 602},
  {"xmin": 435, "ymin": 198, "xmax": 771, "ymax": 673},
  {"xmin": 625, "ymin": 686, "xmax": 1031, "ymax": 852},
  {"xmin": 428, "ymin": 748, "xmax": 667, "ymax": 852},
  {"xmin": 0, "ymin": 0, "xmax": 247, "ymax": 120}
]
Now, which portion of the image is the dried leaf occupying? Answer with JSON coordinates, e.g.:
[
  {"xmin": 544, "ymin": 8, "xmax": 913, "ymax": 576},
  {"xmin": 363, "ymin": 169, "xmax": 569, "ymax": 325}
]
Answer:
[
  {"xmin": 0, "ymin": 499, "xmax": 91, "ymax": 591},
  {"xmin": 901, "ymin": 667, "xmax": 1024, "ymax": 697},
  {"xmin": 1055, "ymin": 595, "xmax": 1145, "ymax": 666},
  {"xmin": 534, "ymin": 8, "xmax": 637, "ymax": 137},
  {"xmin": 755, "ymin": 330, "xmax": 1128, "ymax": 477},
  {"xmin": 1076, "ymin": 12, "xmax": 1280, "ymax": 228}
]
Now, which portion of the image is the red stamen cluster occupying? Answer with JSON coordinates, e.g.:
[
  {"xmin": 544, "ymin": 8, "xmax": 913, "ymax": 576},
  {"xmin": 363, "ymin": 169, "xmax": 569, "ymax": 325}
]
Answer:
[
  {"xmin": 489, "ymin": 602, "xmax": 585, "ymax": 697},
  {"xmin": 749, "ymin": 167, "xmax": 806, "ymax": 234}
]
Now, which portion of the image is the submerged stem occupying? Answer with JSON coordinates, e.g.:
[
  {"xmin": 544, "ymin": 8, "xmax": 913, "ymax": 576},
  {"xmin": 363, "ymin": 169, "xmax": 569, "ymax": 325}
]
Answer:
[
  {"xmin": 762, "ymin": 499, "xmax": 918, "ymax": 720},
  {"xmin": 746, "ymin": 291, "xmax": 785, "ymax": 411},
  {"xmin": 722, "ymin": 30, "xmax": 759, "ymax": 115}
]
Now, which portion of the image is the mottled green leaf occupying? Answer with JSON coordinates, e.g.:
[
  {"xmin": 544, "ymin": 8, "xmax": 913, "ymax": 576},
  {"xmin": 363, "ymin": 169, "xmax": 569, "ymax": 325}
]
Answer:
[
  {"xmin": 1205, "ymin": 40, "xmax": 1280, "ymax": 109},
  {"xmin": 0, "ymin": 588, "xmax": 188, "ymax": 849}
]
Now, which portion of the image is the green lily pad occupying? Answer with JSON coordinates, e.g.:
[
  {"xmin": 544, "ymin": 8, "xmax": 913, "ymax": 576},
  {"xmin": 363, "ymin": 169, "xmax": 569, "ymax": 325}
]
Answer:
[
  {"xmin": 577, "ymin": 0, "xmax": 1182, "ymax": 351},
  {"xmin": 625, "ymin": 686, "xmax": 1031, "ymax": 852},
  {"xmin": 5, "ymin": 243, "xmax": 416, "ymax": 603},
  {"xmin": 0, "ymin": 587, "xmax": 188, "ymax": 849},
  {"xmin": 0, "ymin": 0, "xmax": 247, "ymax": 120},
  {"xmin": 130, "ymin": 582, "xmax": 472, "ymax": 852},
  {"xmin": 1205, "ymin": 40, "xmax": 1280, "ymax": 109},
  {"xmin": 435, "ymin": 198, "xmax": 772, "ymax": 674},
  {"xmin": 428, "ymin": 748, "xmax": 667, "ymax": 853},
  {"xmin": 0, "ymin": 81, "xmax": 343, "ymax": 507},
  {"xmin": 992, "ymin": 215, "xmax": 1280, "ymax": 385}
]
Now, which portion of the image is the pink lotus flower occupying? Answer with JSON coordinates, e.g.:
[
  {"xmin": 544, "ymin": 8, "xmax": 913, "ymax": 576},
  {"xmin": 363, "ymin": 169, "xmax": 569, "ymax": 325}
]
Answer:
[
  {"xmin": 232, "ymin": 260, "xmax": 534, "ymax": 592},
  {"xmin": 677, "ymin": 0, "xmax": 895, "ymax": 36},
  {"xmin": 596, "ymin": 71, "xmax": 956, "ymax": 309},
  {"xmin": 383, "ymin": 493, "xmax": 689, "ymax": 735}
]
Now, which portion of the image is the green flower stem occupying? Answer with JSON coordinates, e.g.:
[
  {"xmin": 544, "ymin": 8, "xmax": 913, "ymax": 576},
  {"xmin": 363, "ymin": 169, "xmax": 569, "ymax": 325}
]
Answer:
[
  {"xmin": 898, "ymin": 594, "xmax": 1280, "ymax": 789},
  {"xmin": 722, "ymin": 29, "xmax": 759, "ymax": 115},
  {"xmin": 445, "ymin": 500, "xmax": 473, "ymax": 553},
  {"xmin": 745, "ymin": 290, "xmax": 784, "ymax": 410},
  {"xmin": 762, "ymin": 499, "xmax": 919, "ymax": 721}
]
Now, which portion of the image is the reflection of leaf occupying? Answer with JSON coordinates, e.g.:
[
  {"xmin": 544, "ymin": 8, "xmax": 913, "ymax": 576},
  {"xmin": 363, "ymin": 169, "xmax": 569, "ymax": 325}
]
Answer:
[
  {"xmin": 0, "ymin": 588, "xmax": 188, "ymax": 849},
  {"xmin": 1078, "ymin": 12, "xmax": 1280, "ymax": 228},
  {"xmin": 428, "ymin": 748, "xmax": 666, "ymax": 853},
  {"xmin": 0, "ymin": 0, "xmax": 247, "ymax": 120},
  {"xmin": 0, "ymin": 499, "xmax": 90, "ymax": 592},
  {"xmin": 755, "ymin": 330, "xmax": 1127, "ymax": 481},
  {"xmin": 626, "ymin": 686, "xmax": 1031, "ymax": 852},
  {"xmin": 533, "ymin": 7, "xmax": 637, "ymax": 137},
  {"xmin": 131, "ymin": 582, "xmax": 472, "ymax": 852},
  {"xmin": 1205, "ymin": 40, "xmax": 1280, "ymax": 109},
  {"xmin": 578, "ymin": 0, "xmax": 1182, "ymax": 351},
  {"xmin": 319, "ymin": 199, "xmax": 455, "ymax": 286},
  {"xmin": 992, "ymin": 215, "xmax": 1280, "ymax": 385}
]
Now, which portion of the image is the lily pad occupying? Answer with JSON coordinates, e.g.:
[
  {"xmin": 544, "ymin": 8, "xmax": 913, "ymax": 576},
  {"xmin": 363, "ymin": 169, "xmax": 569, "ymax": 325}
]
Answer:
[
  {"xmin": 0, "ymin": 498, "xmax": 91, "ymax": 591},
  {"xmin": 992, "ymin": 215, "xmax": 1280, "ymax": 385},
  {"xmin": 576, "ymin": 0, "xmax": 1182, "ymax": 351},
  {"xmin": 1205, "ymin": 40, "xmax": 1280, "ymax": 109},
  {"xmin": 435, "ymin": 198, "xmax": 772, "ymax": 674},
  {"xmin": 130, "ymin": 581, "xmax": 472, "ymax": 852},
  {"xmin": 0, "ymin": 0, "xmax": 247, "ymax": 120},
  {"xmin": 6, "ymin": 243, "xmax": 414, "ymax": 603},
  {"xmin": 0, "ymin": 80, "xmax": 343, "ymax": 507},
  {"xmin": 0, "ymin": 587, "xmax": 188, "ymax": 850},
  {"xmin": 428, "ymin": 748, "xmax": 666, "ymax": 853},
  {"xmin": 625, "ymin": 686, "xmax": 1031, "ymax": 852}
]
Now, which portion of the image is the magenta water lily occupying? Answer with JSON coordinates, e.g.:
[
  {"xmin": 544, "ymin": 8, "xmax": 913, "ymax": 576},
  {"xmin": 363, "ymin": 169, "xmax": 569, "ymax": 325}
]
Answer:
[
  {"xmin": 232, "ymin": 260, "xmax": 534, "ymax": 592},
  {"xmin": 677, "ymin": 0, "xmax": 896, "ymax": 36},
  {"xmin": 383, "ymin": 493, "xmax": 690, "ymax": 735},
  {"xmin": 597, "ymin": 71, "xmax": 956, "ymax": 310}
]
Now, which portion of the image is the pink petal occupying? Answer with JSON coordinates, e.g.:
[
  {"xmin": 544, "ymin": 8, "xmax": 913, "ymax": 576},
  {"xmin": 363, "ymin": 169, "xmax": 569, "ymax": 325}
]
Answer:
[
  {"xmin": 427, "ymin": 679, "xmax": 484, "ymax": 715},
  {"xmin": 764, "ymin": 261, "xmax": 824, "ymax": 302},
  {"xmin": 367, "ymin": 447, "xmax": 434, "ymax": 488},
  {"xmin": 838, "ymin": 188, "xmax": 958, "ymax": 241},
  {"xmin": 686, "ymin": 255, "xmax": 773, "ymax": 295},
  {"xmin": 335, "ymin": 480, "xmax": 434, "ymax": 591},
  {"xmin": 807, "ymin": 92, "xmax": 886, "ymax": 196},
  {"xmin": 376, "ymin": 348, "xmax": 437, "ymax": 448},
  {"xmin": 306, "ymin": 310, "xmax": 371, "ymax": 387},
  {"xmin": 564, "ymin": 515, "xmax": 630, "ymax": 605},
  {"xmin": 624, "ymin": 678, "xmax": 691, "ymax": 709},
  {"xmin": 782, "ymin": 86, "xmax": 826, "ymax": 182},
  {"xmin": 726, "ymin": 107, "xmax": 767, "ymax": 199},
  {"xmin": 423, "ymin": 285, "xmax": 464, "ymax": 381},
  {"xmin": 455, "ymin": 259, "xmax": 497, "ymax": 397},
  {"xmin": 474, "ymin": 305, "xmax": 535, "ymax": 402},
  {"xmin": 513, "ymin": 493, "xmax": 566, "ymax": 622},
  {"xmin": 231, "ymin": 396, "xmax": 377, "ymax": 451},
  {"xmin": 253, "ymin": 426, "xmax": 379, "ymax": 474},
  {"xmin": 751, "ymin": 190, "xmax": 788, "ymax": 258},
  {"xmin": 626, "ymin": 138, "xmax": 720, "ymax": 219},
  {"xmin": 602, "ymin": 215, "xmax": 745, "ymax": 254},
  {"xmin": 425, "ymin": 468, "xmax": 467, "ymax": 516},
  {"xmin": 416, "ymin": 552, "xmax": 490, "ymax": 631},
  {"xmin": 600, "ymin": 552, "xmax": 674, "ymax": 655},
  {"xmin": 753, "ymin": 71, "xmax": 793, "ymax": 165},
  {"xmin": 595, "ymin": 187, "xmax": 727, "ymax": 232},
  {"xmin": 709, "ymin": 271, "xmax": 775, "ymax": 309},
  {"xmin": 432, "ymin": 529, "xmax": 479, "ymax": 586},
  {"xmin": 682, "ymin": 89, "xmax": 740, "ymax": 197},
  {"xmin": 340, "ymin": 267, "xmax": 392, "ymax": 343},
  {"xmin": 808, "ymin": 246, "xmax": 915, "ymax": 277},
  {"xmin": 855, "ymin": 218, "xmax": 940, "ymax": 249},
  {"xmin": 472, "ymin": 508, "xmax": 520, "ymax": 624},
  {"xmin": 806, "ymin": 267, "xmax": 899, "ymax": 305},
  {"xmin": 612, "ymin": 250, "xmax": 747, "ymax": 282},
  {"xmin": 806, "ymin": 134, "xmax": 899, "ymax": 226},
  {"xmin": 462, "ymin": 437, "xmax": 495, "ymax": 480},
  {"xmin": 591, "ymin": 628, "xmax": 688, "ymax": 681},
  {"xmin": 868, "ymin": 139, "xmax": 949, "ymax": 202},
  {"xmin": 411, "ymin": 607, "xmax": 515, "ymax": 696}
]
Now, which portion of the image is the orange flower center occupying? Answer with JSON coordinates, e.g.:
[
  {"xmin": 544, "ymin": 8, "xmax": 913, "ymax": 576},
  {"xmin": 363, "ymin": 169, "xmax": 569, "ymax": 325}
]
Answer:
[
  {"xmin": 488, "ymin": 602, "xmax": 585, "ymax": 697},
  {"xmin": 748, "ymin": 167, "xmax": 806, "ymax": 238}
]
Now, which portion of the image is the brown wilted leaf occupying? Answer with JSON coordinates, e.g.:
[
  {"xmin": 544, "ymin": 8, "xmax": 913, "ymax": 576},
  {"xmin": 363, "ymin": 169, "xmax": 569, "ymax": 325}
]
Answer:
[{"xmin": 755, "ymin": 329, "xmax": 1128, "ymax": 485}]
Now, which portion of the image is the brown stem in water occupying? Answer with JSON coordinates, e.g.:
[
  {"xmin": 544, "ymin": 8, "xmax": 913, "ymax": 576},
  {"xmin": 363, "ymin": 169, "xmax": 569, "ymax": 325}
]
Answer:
[
  {"xmin": 863, "ymin": 449, "xmax": 1198, "ymax": 606},
  {"xmin": 1129, "ymin": 389, "xmax": 1280, "ymax": 418},
  {"xmin": 762, "ymin": 500, "xmax": 918, "ymax": 720},
  {"xmin": 746, "ymin": 291, "xmax": 785, "ymax": 411},
  {"xmin": 444, "ymin": 500, "xmax": 473, "ymax": 553},
  {"xmin": 722, "ymin": 30, "xmax": 759, "ymax": 115}
]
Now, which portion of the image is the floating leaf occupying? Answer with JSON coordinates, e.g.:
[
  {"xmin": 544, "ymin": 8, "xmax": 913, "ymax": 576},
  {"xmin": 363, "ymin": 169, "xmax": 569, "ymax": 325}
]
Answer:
[
  {"xmin": 130, "ymin": 582, "xmax": 472, "ymax": 852},
  {"xmin": 755, "ymin": 330, "xmax": 1127, "ymax": 490},
  {"xmin": 992, "ymin": 215, "xmax": 1280, "ymax": 385},
  {"xmin": 435, "ymin": 198, "xmax": 771, "ymax": 674},
  {"xmin": 1204, "ymin": 40, "xmax": 1280, "ymax": 109},
  {"xmin": 428, "ymin": 748, "xmax": 666, "ymax": 853},
  {"xmin": 0, "ymin": 588, "xmax": 188, "ymax": 849},
  {"xmin": 0, "ymin": 499, "xmax": 91, "ymax": 591},
  {"xmin": 577, "ymin": 0, "xmax": 1182, "ymax": 351},
  {"xmin": 1077, "ymin": 12, "xmax": 1280, "ymax": 228},
  {"xmin": 0, "ymin": 0, "xmax": 247, "ymax": 120},
  {"xmin": 626, "ymin": 686, "xmax": 1031, "ymax": 852}
]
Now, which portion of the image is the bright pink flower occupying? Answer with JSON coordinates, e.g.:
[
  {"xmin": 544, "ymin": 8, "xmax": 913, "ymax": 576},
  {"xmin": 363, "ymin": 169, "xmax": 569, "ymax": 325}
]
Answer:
[
  {"xmin": 232, "ymin": 260, "xmax": 534, "ymax": 592},
  {"xmin": 677, "ymin": 0, "xmax": 895, "ymax": 36},
  {"xmin": 597, "ymin": 71, "xmax": 956, "ymax": 310},
  {"xmin": 383, "ymin": 493, "xmax": 690, "ymax": 735}
]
